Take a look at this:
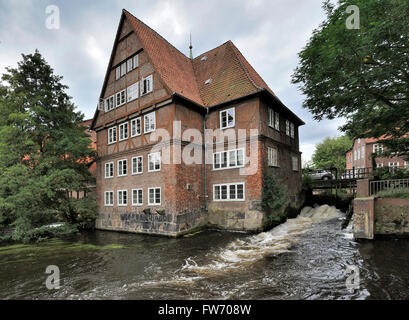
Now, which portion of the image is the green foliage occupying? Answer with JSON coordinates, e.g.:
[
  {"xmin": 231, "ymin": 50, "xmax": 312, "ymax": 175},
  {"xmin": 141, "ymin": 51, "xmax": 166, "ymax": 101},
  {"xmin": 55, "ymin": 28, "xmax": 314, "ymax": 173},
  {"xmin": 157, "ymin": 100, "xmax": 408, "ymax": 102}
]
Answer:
[
  {"xmin": 312, "ymin": 135, "xmax": 352, "ymax": 172},
  {"xmin": 262, "ymin": 166, "xmax": 288, "ymax": 226},
  {"xmin": 302, "ymin": 172, "xmax": 313, "ymax": 193},
  {"xmin": 375, "ymin": 188, "xmax": 409, "ymax": 199},
  {"xmin": 292, "ymin": 0, "xmax": 409, "ymax": 156},
  {"xmin": 374, "ymin": 167, "xmax": 409, "ymax": 180},
  {"xmin": 0, "ymin": 50, "xmax": 97, "ymax": 242}
]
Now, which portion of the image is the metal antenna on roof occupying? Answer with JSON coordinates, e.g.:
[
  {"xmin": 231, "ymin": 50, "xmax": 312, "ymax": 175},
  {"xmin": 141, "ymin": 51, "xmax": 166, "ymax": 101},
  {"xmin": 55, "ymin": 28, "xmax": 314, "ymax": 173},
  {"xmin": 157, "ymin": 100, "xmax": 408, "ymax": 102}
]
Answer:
[{"xmin": 189, "ymin": 33, "xmax": 193, "ymax": 60}]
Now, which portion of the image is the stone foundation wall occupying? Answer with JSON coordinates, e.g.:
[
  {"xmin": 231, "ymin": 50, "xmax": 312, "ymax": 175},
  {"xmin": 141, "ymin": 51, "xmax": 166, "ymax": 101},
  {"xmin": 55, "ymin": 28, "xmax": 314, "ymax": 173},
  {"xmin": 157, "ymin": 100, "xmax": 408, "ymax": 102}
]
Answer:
[
  {"xmin": 96, "ymin": 209, "xmax": 208, "ymax": 237},
  {"xmin": 374, "ymin": 198, "xmax": 409, "ymax": 236}
]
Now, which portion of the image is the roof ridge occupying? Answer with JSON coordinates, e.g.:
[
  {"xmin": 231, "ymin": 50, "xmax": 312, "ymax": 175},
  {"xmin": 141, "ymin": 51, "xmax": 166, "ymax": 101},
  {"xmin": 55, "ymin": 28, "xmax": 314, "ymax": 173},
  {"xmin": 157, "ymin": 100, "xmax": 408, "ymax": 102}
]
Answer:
[
  {"xmin": 227, "ymin": 41, "xmax": 263, "ymax": 92},
  {"xmin": 123, "ymin": 9, "xmax": 191, "ymax": 62},
  {"xmin": 193, "ymin": 40, "xmax": 231, "ymax": 60}
]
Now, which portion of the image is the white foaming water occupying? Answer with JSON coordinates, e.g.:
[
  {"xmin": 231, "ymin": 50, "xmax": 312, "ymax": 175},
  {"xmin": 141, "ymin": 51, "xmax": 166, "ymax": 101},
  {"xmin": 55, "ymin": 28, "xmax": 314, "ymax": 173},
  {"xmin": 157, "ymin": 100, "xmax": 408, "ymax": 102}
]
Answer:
[{"xmin": 182, "ymin": 205, "xmax": 340, "ymax": 275}]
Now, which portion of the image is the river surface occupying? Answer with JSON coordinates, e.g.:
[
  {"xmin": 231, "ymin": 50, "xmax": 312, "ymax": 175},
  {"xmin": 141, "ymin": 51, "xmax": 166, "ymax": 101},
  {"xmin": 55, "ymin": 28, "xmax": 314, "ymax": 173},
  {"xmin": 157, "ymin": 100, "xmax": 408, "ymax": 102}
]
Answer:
[{"xmin": 1, "ymin": 205, "xmax": 409, "ymax": 300}]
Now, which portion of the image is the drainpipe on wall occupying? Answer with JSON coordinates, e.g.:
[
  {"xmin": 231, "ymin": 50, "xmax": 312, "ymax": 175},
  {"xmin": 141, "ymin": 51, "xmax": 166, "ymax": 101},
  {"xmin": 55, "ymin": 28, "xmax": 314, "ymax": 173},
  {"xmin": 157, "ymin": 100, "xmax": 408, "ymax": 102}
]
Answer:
[{"xmin": 203, "ymin": 107, "xmax": 209, "ymax": 211}]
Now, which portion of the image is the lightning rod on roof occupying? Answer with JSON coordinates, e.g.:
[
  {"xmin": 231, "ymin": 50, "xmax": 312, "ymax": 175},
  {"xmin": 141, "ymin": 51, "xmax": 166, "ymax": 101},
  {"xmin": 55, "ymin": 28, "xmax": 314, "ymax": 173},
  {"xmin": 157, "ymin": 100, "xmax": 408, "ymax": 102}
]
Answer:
[{"xmin": 189, "ymin": 33, "xmax": 193, "ymax": 60}]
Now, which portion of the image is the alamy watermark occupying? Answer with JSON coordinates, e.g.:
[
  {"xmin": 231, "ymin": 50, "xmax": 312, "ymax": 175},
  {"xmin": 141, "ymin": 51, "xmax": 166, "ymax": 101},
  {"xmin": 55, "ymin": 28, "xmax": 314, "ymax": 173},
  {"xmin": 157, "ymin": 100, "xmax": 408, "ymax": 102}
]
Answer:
[
  {"xmin": 45, "ymin": 5, "xmax": 60, "ymax": 30},
  {"xmin": 345, "ymin": 264, "xmax": 360, "ymax": 291},
  {"xmin": 346, "ymin": 5, "xmax": 360, "ymax": 30},
  {"xmin": 45, "ymin": 265, "xmax": 60, "ymax": 290}
]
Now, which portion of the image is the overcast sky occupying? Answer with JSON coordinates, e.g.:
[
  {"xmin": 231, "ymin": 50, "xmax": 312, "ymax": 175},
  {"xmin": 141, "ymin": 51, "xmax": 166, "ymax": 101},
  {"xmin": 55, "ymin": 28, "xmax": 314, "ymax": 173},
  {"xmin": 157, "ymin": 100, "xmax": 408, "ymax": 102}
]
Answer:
[{"xmin": 0, "ymin": 0, "xmax": 345, "ymax": 163}]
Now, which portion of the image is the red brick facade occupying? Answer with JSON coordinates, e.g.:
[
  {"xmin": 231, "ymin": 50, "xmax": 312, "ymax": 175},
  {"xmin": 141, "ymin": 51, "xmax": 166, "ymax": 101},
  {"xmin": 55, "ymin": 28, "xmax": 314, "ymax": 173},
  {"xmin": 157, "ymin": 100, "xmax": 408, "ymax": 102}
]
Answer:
[{"xmin": 91, "ymin": 10, "xmax": 304, "ymax": 236}]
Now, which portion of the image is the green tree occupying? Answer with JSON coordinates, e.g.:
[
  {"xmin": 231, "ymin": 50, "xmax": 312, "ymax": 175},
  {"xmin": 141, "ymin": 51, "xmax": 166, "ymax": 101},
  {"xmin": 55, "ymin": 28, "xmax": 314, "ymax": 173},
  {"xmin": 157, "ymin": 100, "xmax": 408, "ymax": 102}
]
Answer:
[
  {"xmin": 312, "ymin": 135, "xmax": 352, "ymax": 172},
  {"xmin": 292, "ymin": 0, "xmax": 409, "ymax": 157},
  {"xmin": 262, "ymin": 166, "xmax": 287, "ymax": 227},
  {"xmin": 0, "ymin": 50, "xmax": 97, "ymax": 242}
]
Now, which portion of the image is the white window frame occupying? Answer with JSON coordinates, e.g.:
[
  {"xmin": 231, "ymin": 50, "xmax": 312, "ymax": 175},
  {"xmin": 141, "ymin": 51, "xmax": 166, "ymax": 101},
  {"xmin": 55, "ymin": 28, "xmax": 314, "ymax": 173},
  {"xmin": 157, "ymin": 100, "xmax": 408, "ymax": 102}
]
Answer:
[
  {"xmin": 148, "ymin": 152, "xmax": 161, "ymax": 172},
  {"xmin": 132, "ymin": 188, "xmax": 143, "ymax": 206},
  {"xmin": 361, "ymin": 146, "xmax": 365, "ymax": 159},
  {"xmin": 108, "ymin": 126, "xmax": 117, "ymax": 144},
  {"xmin": 104, "ymin": 162, "xmax": 114, "ymax": 178},
  {"xmin": 141, "ymin": 74, "xmax": 153, "ymax": 96},
  {"xmin": 116, "ymin": 89, "xmax": 126, "ymax": 107},
  {"xmin": 376, "ymin": 163, "xmax": 384, "ymax": 168},
  {"xmin": 104, "ymin": 191, "xmax": 114, "ymax": 206},
  {"xmin": 290, "ymin": 122, "xmax": 295, "ymax": 138},
  {"xmin": 213, "ymin": 183, "xmax": 245, "ymax": 202},
  {"xmin": 389, "ymin": 162, "xmax": 399, "ymax": 168},
  {"xmin": 105, "ymin": 95, "xmax": 115, "ymax": 112},
  {"xmin": 292, "ymin": 155, "xmax": 299, "ymax": 171},
  {"xmin": 127, "ymin": 82, "xmax": 139, "ymax": 102},
  {"xmin": 144, "ymin": 112, "xmax": 156, "ymax": 134},
  {"xmin": 274, "ymin": 112, "xmax": 280, "ymax": 130},
  {"xmin": 132, "ymin": 156, "xmax": 143, "ymax": 175},
  {"xmin": 117, "ymin": 190, "xmax": 128, "ymax": 206},
  {"xmin": 373, "ymin": 143, "xmax": 384, "ymax": 154},
  {"xmin": 117, "ymin": 159, "xmax": 128, "ymax": 177},
  {"xmin": 120, "ymin": 62, "xmax": 126, "ymax": 77},
  {"xmin": 131, "ymin": 117, "xmax": 141, "ymax": 137},
  {"xmin": 286, "ymin": 120, "xmax": 290, "ymax": 136},
  {"xmin": 148, "ymin": 187, "xmax": 161, "ymax": 206},
  {"xmin": 268, "ymin": 108, "xmax": 274, "ymax": 127},
  {"xmin": 220, "ymin": 107, "xmax": 235, "ymax": 129},
  {"xmin": 127, "ymin": 58, "xmax": 133, "ymax": 73},
  {"xmin": 268, "ymin": 147, "xmax": 278, "ymax": 167},
  {"xmin": 133, "ymin": 55, "xmax": 139, "ymax": 69},
  {"xmin": 118, "ymin": 122, "xmax": 129, "ymax": 141},
  {"xmin": 115, "ymin": 67, "xmax": 120, "ymax": 80},
  {"xmin": 213, "ymin": 148, "xmax": 245, "ymax": 170}
]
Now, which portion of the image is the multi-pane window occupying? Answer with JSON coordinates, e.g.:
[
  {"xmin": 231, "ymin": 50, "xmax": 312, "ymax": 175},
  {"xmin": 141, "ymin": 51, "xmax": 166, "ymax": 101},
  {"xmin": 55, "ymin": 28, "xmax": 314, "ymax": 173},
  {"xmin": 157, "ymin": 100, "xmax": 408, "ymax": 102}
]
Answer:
[
  {"xmin": 104, "ymin": 162, "xmax": 114, "ymax": 178},
  {"xmin": 148, "ymin": 187, "xmax": 161, "ymax": 205},
  {"xmin": 290, "ymin": 122, "xmax": 295, "ymax": 138},
  {"xmin": 286, "ymin": 120, "xmax": 290, "ymax": 136},
  {"xmin": 148, "ymin": 152, "xmax": 161, "ymax": 172},
  {"xmin": 133, "ymin": 55, "xmax": 139, "ymax": 69},
  {"xmin": 389, "ymin": 162, "xmax": 399, "ymax": 168},
  {"xmin": 120, "ymin": 62, "xmax": 126, "ymax": 77},
  {"xmin": 119, "ymin": 122, "xmax": 128, "ymax": 141},
  {"xmin": 108, "ymin": 126, "xmax": 117, "ymax": 144},
  {"xmin": 116, "ymin": 89, "xmax": 126, "ymax": 107},
  {"xmin": 268, "ymin": 108, "xmax": 280, "ymax": 130},
  {"xmin": 144, "ymin": 112, "xmax": 156, "ymax": 134},
  {"xmin": 105, "ymin": 95, "xmax": 115, "ymax": 112},
  {"xmin": 115, "ymin": 67, "xmax": 120, "ymax": 80},
  {"xmin": 141, "ymin": 75, "xmax": 153, "ymax": 95},
  {"xmin": 131, "ymin": 117, "xmax": 141, "ymax": 137},
  {"xmin": 132, "ymin": 156, "xmax": 143, "ymax": 174},
  {"xmin": 118, "ymin": 159, "xmax": 127, "ymax": 176},
  {"xmin": 117, "ymin": 190, "xmax": 128, "ymax": 206},
  {"xmin": 213, "ymin": 183, "xmax": 245, "ymax": 201},
  {"xmin": 104, "ymin": 191, "xmax": 114, "ymax": 206},
  {"xmin": 127, "ymin": 82, "xmax": 139, "ymax": 102},
  {"xmin": 268, "ymin": 147, "xmax": 278, "ymax": 167},
  {"xmin": 132, "ymin": 189, "xmax": 143, "ymax": 206},
  {"xmin": 373, "ymin": 144, "xmax": 384, "ymax": 154},
  {"xmin": 220, "ymin": 108, "xmax": 235, "ymax": 129},
  {"xmin": 376, "ymin": 163, "xmax": 384, "ymax": 168},
  {"xmin": 361, "ymin": 146, "xmax": 365, "ymax": 159},
  {"xmin": 213, "ymin": 148, "xmax": 244, "ymax": 170},
  {"xmin": 405, "ymin": 161, "xmax": 409, "ymax": 169},
  {"xmin": 127, "ymin": 58, "xmax": 133, "ymax": 73},
  {"xmin": 292, "ymin": 156, "xmax": 299, "ymax": 171}
]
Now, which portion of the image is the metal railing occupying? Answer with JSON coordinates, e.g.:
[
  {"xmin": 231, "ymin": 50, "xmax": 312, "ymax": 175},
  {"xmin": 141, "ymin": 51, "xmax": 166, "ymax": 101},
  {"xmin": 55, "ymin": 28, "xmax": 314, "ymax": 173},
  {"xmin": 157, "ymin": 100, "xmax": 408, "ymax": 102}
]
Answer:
[
  {"xmin": 340, "ymin": 167, "xmax": 373, "ymax": 180},
  {"xmin": 370, "ymin": 178, "xmax": 409, "ymax": 196}
]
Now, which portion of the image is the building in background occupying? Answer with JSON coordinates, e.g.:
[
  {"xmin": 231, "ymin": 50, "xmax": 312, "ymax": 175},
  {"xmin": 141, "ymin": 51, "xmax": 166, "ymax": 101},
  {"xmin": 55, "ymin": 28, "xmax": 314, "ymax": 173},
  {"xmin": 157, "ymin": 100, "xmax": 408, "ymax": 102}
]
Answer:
[{"xmin": 90, "ymin": 9, "xmax": 304, "ymax": 236}]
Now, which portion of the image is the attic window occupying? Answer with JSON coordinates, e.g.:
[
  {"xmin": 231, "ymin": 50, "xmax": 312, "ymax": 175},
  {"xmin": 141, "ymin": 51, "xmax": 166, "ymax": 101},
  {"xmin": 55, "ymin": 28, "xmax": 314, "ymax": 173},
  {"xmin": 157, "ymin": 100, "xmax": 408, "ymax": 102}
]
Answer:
[
  {"xmin": 205, "ymin": 78, "xmax": 212, "ymax": 85},
  {"xmin": 201, "ymin": 56, "xmax": 207, "ymax": 61}
]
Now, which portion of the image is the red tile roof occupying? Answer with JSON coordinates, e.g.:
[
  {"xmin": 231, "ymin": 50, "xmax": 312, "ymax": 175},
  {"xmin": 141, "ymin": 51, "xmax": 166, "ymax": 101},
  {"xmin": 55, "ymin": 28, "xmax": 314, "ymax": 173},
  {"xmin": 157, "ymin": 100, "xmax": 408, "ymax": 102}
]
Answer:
[{"xmin": 124, "ymin": 10, "xmax": 280, "ymax": 107}]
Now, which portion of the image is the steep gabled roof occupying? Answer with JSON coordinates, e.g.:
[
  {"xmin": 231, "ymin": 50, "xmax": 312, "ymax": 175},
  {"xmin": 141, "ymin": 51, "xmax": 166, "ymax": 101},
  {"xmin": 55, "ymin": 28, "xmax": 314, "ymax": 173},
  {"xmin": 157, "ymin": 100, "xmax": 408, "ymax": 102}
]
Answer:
[
  {"xmin": 92, "ymin": 9, "xmax": 304, "ymax": 128},
  {"xmin": 124, "ymin": 9, "xmax": 203, "ymax": 106}
]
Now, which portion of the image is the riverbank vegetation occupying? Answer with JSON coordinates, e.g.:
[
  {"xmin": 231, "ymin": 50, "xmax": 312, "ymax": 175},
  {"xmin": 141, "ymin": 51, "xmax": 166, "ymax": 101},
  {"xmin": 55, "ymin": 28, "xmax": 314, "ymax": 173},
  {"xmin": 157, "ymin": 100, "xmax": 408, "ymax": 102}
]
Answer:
[{"xmin": 0, "ymin": 51, "xmax": 97, "ymax": 243}]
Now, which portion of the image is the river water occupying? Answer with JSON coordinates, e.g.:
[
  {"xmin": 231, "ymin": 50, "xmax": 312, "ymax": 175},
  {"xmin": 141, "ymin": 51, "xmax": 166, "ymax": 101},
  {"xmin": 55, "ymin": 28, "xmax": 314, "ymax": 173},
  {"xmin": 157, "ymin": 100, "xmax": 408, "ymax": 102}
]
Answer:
[{"xmin": 1, "ymin": 205, "xmax": 409, "ymax": 300}]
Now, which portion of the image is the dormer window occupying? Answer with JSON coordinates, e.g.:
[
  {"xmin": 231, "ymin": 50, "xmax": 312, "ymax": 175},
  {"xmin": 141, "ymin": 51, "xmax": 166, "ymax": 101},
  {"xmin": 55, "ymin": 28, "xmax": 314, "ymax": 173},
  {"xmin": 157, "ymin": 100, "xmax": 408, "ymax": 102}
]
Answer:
[
  {"xmin": 141, "ymin": 75, "xmax": 153, "ymax": 95},
  {"xmin": 201, "ymin": 56, "xmax": 207, "ymax": 61},
  {"xmin": 205, "ymin": 78, "xmax": 212, "ymax": 85}
]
